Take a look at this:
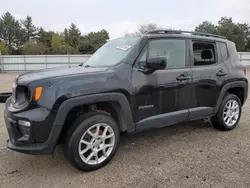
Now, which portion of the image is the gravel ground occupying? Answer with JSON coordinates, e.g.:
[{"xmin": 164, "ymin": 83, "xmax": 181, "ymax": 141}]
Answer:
[{"xmin": 0, "ymin": 72, "xmax": 250, "ymax": 188}]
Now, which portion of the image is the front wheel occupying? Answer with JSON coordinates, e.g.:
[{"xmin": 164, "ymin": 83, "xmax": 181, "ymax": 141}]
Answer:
[
  {"xmin": 211, "ymin": 94, "xmax": 242, "ymax": 131},
  {"xmin": 64, "ymin": 112, "xmax": 120, "ymax": 171}
]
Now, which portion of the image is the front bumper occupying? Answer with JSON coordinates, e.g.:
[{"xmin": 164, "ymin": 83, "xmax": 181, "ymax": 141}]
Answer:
[
  {"xmin": 4, "ymin": 98, "xmax": 62, "ymax": 155},
  {"xmin": 6, "ymin": 126, "xmax": 61, "ymax": 155}
]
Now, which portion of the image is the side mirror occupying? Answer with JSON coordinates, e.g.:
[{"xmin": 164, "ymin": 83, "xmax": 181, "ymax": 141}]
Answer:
[{"xmin": 146, "ymin": 57, "xmax": 167, "ymax": 70}]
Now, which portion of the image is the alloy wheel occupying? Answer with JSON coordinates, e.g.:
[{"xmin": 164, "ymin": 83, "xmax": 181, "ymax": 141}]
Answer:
[
  {"xmin": 78, "ymin": 123, "xmax": 115, "ymax": 165},
  {"xmin": 223, "ymin": 99, "xmax": 240, "ymax": 127}
]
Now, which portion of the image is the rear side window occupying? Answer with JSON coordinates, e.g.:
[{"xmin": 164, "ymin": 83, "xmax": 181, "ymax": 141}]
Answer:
[
  {"xmin": 227, "ymin": 42, "xmax": 240, "ymax": 63},
  {"xmin": 219, "ymin": 42, "xmax": 229, "ymax": 62},
  {"xmin": 192, "ymin": 41, "xmax": 217, "ymax": 66}
]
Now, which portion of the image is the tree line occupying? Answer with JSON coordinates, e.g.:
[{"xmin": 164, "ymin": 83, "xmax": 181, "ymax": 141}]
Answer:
[
  {"xmin": 195, "ymin": 17, "xmax": 250, "ymax": 52},
  {"xmin": 0, "ymin": 12, "xmax": 109, "ymax": 55},
  {"xmin": 126, "ymin": 18, "xmax": 250, "ymax": 52},
  {"xmin": 0, "ymin": 12, "xmax": 250, "ymax": 55}
]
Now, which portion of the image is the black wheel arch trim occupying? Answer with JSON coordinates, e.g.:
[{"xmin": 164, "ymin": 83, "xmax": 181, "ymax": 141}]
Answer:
[
  {"xmin": 214, "ymin": 81, "xmax": 248, "ymax": 114},
  {"xmin": 53, "ymin": 92, "xmax": 135, "ymax": 133}
]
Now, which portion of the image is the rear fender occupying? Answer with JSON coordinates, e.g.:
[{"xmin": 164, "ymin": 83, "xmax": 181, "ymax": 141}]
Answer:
[{"xmin": 214, "ymin": 81, "xmax": 248, "ymax": 113}]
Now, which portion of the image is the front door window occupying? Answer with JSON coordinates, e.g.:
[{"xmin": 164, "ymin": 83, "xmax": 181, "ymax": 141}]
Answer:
[{"xmin": 137, "ymin": 39, "xmax": 186, "ymax": 69}]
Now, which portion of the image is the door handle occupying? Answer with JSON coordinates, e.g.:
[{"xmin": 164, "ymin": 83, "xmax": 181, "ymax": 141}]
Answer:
[
  {"xmin": 176, "ymin": 75, "xmax": 191, "ymax": 81},
  {"xmin": 216, "ymin": 69, "xmax": 227, "ymax": 77}
]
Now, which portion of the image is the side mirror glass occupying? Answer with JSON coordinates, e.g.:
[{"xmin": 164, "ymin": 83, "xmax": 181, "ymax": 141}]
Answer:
[{"xmin": 146, "ymin": 57, "xmax": 167, "ymax": 70}]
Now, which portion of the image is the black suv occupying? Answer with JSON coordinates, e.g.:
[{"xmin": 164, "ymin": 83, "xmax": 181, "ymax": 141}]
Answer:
[{"xmin": 4, "ymin": 30, "xmax": 248, "ymax": 171}]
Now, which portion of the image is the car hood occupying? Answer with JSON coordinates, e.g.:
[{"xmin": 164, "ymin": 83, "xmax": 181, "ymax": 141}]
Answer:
[{"xmin": 17, "ymin": 66, "xmax": 108, "ymax": 85}]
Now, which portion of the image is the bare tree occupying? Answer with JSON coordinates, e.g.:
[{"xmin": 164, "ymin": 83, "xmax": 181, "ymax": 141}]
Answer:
[
  {"xmin": 124, "ymin": 23, "xmax": 158, "ymax": 36},
  {"xmin": 123, "ymin": 31, "xmax": 139, "ymax": 37},
  {"xmin": 137, "ymin": 23, "xmax": 157, "ymax": 34}
]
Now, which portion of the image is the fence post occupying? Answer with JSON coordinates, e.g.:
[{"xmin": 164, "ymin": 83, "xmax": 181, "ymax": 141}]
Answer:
[
  {"xmin": 24, "ymin": 55, "xmax": 26, "ymax": 71},
  {"xmin": 0, "ymin": 51, "xmax": 2, "ymax": 72},
  {"xmin": 0, "ymin": 51, "xmax": 4, "ymax": 72},
  {"xmin": 45, "ymin": 55, "xmax": 48, "ymax": 69},
  {"xmin": 68, "ymin": 54, "xmax": 70, "ymax": 67}
]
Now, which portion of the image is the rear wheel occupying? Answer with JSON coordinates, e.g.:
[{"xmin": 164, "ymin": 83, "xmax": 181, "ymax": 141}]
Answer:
[
  {"xmin": 64, "ymin": 112, "xmax": 120, "ymax": 171},
  {"xmin": 211, "ymin": 94, "xmax": 242, "ymax": 131}
]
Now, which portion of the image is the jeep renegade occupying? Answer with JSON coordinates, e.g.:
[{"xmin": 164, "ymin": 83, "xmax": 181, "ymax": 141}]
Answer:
[{"xmin": 4, "ymin": 30, "xmax": 248, "ymax": 171}]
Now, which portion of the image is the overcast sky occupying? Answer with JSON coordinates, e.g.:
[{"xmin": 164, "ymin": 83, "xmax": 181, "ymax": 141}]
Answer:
[{"xmin": 1, "ymin": 0, "xmax": 250, "ymax": 39}]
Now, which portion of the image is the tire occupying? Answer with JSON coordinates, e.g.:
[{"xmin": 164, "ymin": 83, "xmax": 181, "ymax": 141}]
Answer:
[
  {"xmin": 64, "ymin": 112, "xmax": 120, "ymax": 171},
  {"xmin": 211, "ymin": 94, "xmax": 242, "ymax": 131},
  {"xmin": 0, "ymin": 92, "xmax": 12, "ymax": 103}
]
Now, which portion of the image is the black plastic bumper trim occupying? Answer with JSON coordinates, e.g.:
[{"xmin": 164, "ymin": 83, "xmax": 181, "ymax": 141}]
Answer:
[{"xmin": 6, "ymin": 125, "xmax": 61, "ymax": 155}]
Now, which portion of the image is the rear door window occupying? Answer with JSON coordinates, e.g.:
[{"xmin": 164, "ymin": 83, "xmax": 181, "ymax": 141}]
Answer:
[{"xmin": 192, "ymin": 41, "xmax": 217, "ymax": 66}]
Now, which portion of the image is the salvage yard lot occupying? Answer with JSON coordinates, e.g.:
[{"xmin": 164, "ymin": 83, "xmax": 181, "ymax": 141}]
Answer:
[{"xmin": 0, "ymin": 72, "xmax": 250, "ymax": 188}]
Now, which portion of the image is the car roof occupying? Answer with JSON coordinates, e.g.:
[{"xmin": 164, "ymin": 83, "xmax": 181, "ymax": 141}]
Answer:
[{"xmin": 143, "ymin": 30, "xmax": 229, "ymax": 43}]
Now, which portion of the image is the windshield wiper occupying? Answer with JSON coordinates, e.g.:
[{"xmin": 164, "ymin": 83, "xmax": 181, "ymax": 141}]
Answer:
[
  {"xmin": 84, "ymin": 64, "xmax": 96, "ymax": 68},
  {"xmin": 78, "ymin": 63, "xmax": 94, "ymax": 67}
]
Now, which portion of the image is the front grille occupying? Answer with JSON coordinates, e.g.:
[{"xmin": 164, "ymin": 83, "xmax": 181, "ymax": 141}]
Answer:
[
  {"xmin": 11, "ymin": 76, "xmax": 18, "ymax": 104},
  {"xmin": 12, "ymin": 82, "xmax": 17, "ymax": 104}
]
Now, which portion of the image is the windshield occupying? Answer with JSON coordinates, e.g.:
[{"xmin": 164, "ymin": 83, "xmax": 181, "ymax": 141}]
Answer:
[{"xmin": 84, "ymin": 36, "xmax": 140, "ymax": 67}]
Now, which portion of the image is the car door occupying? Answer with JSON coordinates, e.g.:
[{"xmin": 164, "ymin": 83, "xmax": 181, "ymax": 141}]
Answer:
[
  {"xmin": 131, "ymin": 37, "xmax": 192, "ymax": 130},
  {"xmin": 189, "ymin": 39, "xmax": 228, "ymax": 120}
]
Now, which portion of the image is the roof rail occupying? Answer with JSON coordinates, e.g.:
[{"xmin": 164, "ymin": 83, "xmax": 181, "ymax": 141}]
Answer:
[{"xmin": 146, "ymin": 30, "xmax": 227, "ymax": 40}]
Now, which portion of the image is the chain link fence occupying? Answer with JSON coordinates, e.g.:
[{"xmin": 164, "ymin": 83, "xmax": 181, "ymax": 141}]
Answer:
[
  {"xmin": 0, "ymin": 55, "xmax": 91, "ymax": 72},
  {"xmin": 238, "ymin": 52, "xmax": 250, "ymax": 67},
  {"xmin": 0, "ymin": 53, "xmax": 250, "ymax": 73}
]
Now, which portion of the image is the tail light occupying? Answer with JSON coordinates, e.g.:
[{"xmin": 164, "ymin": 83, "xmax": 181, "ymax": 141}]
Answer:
[{"xmin": 244, "ymin": 67, "xmax": 246, "ymax": 75}]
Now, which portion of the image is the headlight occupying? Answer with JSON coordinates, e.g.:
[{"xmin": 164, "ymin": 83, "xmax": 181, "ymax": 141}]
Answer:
[{"xmin": 12, "ymin": 85, "xmax": 30, "ymax": 108}]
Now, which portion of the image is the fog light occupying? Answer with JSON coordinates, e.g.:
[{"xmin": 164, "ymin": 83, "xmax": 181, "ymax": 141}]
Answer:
[
  {"xmin": 19, "ymin": 125, "xmax": 30, "ymax": 136},
  {"xmin": 18, "ymin": 120, "xmax": 31, "ymax": 127}
]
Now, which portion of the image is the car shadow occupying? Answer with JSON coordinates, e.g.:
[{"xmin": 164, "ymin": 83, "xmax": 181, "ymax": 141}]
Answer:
[{"xmin": 0, "ymin": 119, "xmax": 215, "ymax": 176}]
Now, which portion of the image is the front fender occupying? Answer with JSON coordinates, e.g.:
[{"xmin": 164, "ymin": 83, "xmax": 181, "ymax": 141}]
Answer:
[{"xmin": 53, "ymin": 93, "xmax": 135, "ymax": 132}]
